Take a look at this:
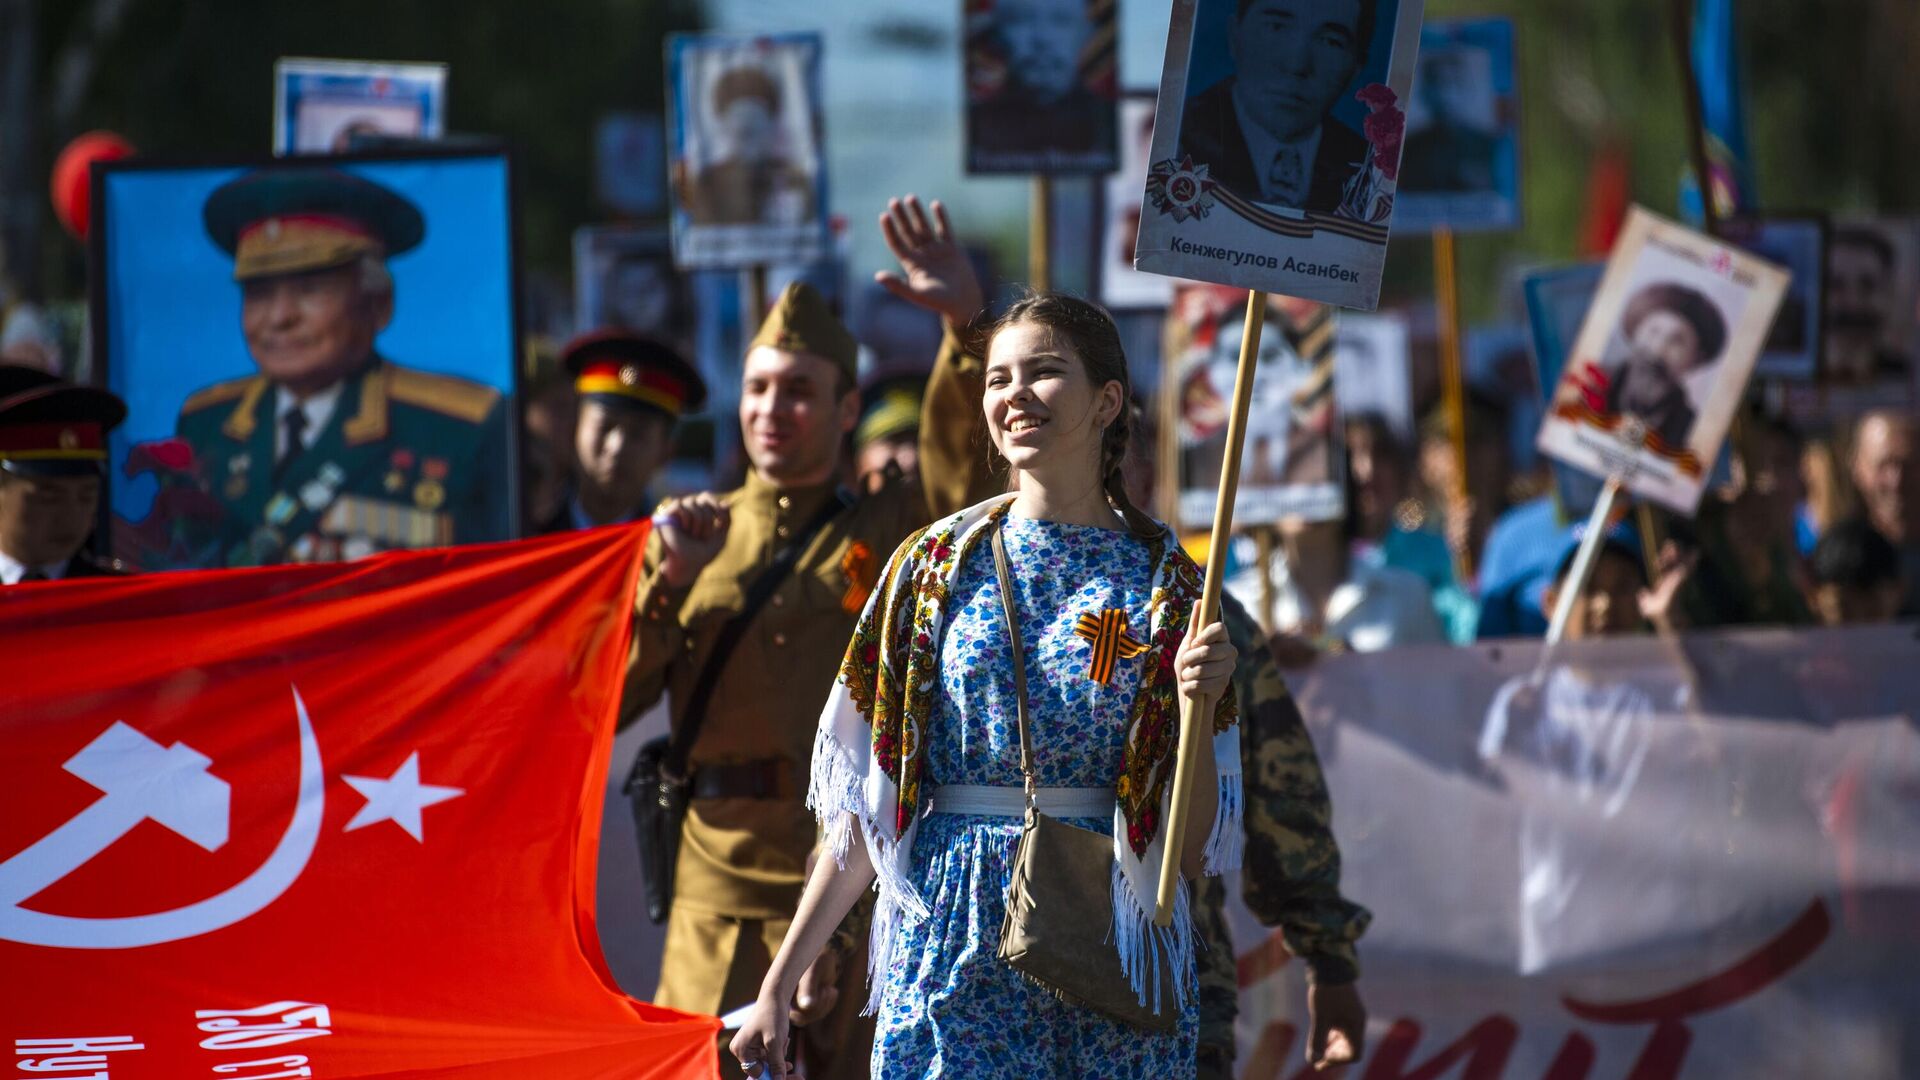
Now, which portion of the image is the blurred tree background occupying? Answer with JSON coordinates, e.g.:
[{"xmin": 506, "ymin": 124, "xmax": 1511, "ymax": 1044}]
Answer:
[
  {"xmin": 2, "ymin": 0, "xmax": 1918, "ymax": 330},
  {"xmin": 1384, "ymin": 0, "xmax": 1920, "ymax": 318},
  {"xmin": 0, "ymin": 0, "xmax": 702, "ymax": 303}
]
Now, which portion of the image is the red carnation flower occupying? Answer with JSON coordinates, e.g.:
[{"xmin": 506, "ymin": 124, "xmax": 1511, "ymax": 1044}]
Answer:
[{"xmin": 1356, "ymin": 83, "xmax": 1397, "ymax": 111}]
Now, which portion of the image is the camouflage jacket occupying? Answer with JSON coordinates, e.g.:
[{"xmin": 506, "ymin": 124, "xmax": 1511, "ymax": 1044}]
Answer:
[{"xmin": 1195, "ymin": 591, "xmax": 1372, "ymax": 1058}]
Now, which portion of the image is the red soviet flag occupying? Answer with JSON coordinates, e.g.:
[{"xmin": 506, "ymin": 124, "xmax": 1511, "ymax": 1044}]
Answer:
[{"xmin": 0, "ymin": 526, "xmax": 718, "ymax": 1079}]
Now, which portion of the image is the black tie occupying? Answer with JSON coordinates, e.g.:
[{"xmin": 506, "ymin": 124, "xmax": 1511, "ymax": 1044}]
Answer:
[{"xmin": 276, "ymin": 407, "xmax": 308, "ymax": 478}]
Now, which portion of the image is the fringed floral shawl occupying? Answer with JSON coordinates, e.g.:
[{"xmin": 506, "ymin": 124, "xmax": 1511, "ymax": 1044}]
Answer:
[{"xmin": 808, "ymin": 496, "xmax": 1242, "ymax": 1014}]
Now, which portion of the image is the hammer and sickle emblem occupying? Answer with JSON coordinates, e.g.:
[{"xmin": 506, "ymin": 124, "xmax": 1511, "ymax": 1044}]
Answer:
[{"xmin": 0, "ymin": 686, "xmax": 325, "ymax": 949}]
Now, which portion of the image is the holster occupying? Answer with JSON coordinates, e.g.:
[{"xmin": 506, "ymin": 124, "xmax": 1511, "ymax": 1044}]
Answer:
[{"xmin": 624, "ymin": 735, "xmax": 689, "ymax": 925}]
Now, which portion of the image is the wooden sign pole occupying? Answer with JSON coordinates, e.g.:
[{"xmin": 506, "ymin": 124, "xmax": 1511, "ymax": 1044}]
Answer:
[
  {"xmin": 747, "ymin": 264, "xmax": 770, "ymax": 327},
  {"xmin": 1030, "ymin": 175, "xmax": 1053, "ymax": 292},
  {"xmin": 1155, "ymin": 289, "xmax": 1265, "ymax": 926},
  {"xmin": 1432, "ymin": 226, "xmax": 1475, "ymax": 582},
  {"xmin": 1545, "ymin": 474, "xmax": 1625, "ymax": 645}
]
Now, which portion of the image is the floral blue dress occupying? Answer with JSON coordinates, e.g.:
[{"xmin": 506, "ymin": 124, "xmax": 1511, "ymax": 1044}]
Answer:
[{"xmin": 872, "ymin": 514, "xmax": 1198, "ymax": 1078}]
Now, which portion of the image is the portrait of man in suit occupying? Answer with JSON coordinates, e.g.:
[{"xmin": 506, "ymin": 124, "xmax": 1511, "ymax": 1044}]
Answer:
[{"xmin": 1175, "ymin": 0, "xmax": 1380, "ymax": 214}]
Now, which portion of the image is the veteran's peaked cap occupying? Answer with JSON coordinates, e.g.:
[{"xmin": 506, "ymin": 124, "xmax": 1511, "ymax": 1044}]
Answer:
[{"xmin": 203, "ymin": 167, "xmax": 426, "ymax": 281}]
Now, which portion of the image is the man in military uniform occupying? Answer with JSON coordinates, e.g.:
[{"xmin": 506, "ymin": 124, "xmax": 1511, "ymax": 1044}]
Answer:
[
  {"xmin": 0, "ymin": 365, "xmax": 129, "ymax": 583},
  {"xmin": 626, "ymin": 196, "xmax": 997, "ymax": 1078},
  {"xmin": 176, "ymin": 167, "xmax": 511, "ymax": 567},
  {"xmin": 539, "ymin": 330, "xmax": 706, "ymax": 534},
  {"xmin": 851, "ymin": 371, "xmax": 926, "ymax": 495},
  {"xmin": 1193, "ymin": 592, "xmax": 1372, "ymax": 1079}
]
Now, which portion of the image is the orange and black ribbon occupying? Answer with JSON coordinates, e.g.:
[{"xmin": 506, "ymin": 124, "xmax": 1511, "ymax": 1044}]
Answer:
[
  {"xmin": 1074, "ymin": 608, "xmax": 1149, "ymax": 684},
  {"xmin": 841, "ymin": 541, "xmax": 876, "ymax": 614}
]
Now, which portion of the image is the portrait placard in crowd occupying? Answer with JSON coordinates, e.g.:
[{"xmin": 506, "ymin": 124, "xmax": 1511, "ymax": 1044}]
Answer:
[
  {"xmin": 1134, "ymin": 0, "xmax": 1426, "ymax": 309},
  {"xmin": 594, "ymin": 112, "xmax": 669, "ymax": 217},
  {"xmin": 1099, "ymin": 93, "xmax": 1177, "ymax": 309},
  {"xmin": 572, "ymin": 225, "xmax": 692, "ymax": 348},
  {"xmin": 666, "ymin": 32, "xmax": 831, "ymax": 271},
  {"xmin": 1332, "ymin": 311, "xmax": 1412, "ymax": 438},
  {"xmin": 1536, "ymin": 207, "xmax": 1787, "ymax": 514},
  {"xmin": 1524, "ymin": 262, "xmax": 1608, "ymax": 517},
  {"xmin": 1392, "ymin": 16, "xmax": 1520, "ymax": 233},
  {"xmin": 273, "ymin": 58, "xmax": 447, "ymax": 156},
  {"xmin": 963, "ymin": 0, "xmax": 1120, "ymax": 174},
  {"xmin": 1718, "ymin": 215, "xmax": 1824, "ymax": 381},
  {"xmin": 1169, "ymin": 284, "xmax": 1345, "ymax": 527},
  {"xmin": 1821, "ymin": 217, "xmax": 1919, "ymax": 391},
  {"xmin": 92, "ymin": 148, "xmax": 520, "ymax": 571}
]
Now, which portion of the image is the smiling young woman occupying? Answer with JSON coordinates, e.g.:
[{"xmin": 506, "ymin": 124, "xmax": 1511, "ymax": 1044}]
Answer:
[{"xmin": 731, "ymin": 292, "xmax": 1245, "ymax": 1079}]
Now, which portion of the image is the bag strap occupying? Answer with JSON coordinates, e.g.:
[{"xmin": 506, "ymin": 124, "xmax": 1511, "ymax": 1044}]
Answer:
[
  {"xmin": 990, "ymin": 525, "xmax": 1038, "ymax": 813},
  {"xmin": 662, "ymin": 487, "xmax": 854, "ymax": 779}
]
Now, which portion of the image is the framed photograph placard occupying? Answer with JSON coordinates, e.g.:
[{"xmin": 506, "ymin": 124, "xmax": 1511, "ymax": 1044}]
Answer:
[
  {"xmin": 92, "ymin": 148, "xmax": 520, "ymax": 571},
  {"xmin": 1133, "ymin": 0, "xmax": 1427, "ymax": 309},
  {"xmin": 274, "ymin": 58, "xmax": 448, "ymax": 156},
  {"xmin": 1535, "ymin": 206, "xmax": 1787, "ymax": 515},
  {"xmin": 667, "ymin": 32, "xmax": 831, "ymax": 271},
  {"xmin": 1392, "ymin": 16, "xmax": 1520, "ymax": 234}
]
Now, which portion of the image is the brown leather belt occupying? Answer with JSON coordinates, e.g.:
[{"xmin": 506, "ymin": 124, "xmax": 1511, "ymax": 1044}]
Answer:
[{"xmin": 689, "ymin": 758, "xmax": 795, "ymax": 800}]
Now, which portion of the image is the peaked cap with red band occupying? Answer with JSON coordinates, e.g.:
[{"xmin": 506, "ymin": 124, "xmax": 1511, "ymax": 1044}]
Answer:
[
  {"xmin": 203, "ymin": 167, "xmax": 425, "ymax": 282},
  {"xmin": 560, "ymin": 330, "xmax": 707, "ymax": 419},
  {"xmin": 0, "ymin": 366, "xmax": 127, "ymax": 477}
]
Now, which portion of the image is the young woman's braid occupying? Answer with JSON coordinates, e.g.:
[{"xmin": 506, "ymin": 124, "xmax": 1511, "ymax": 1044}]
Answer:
[{"xmin": 992, "ymin": 290, "xmax": 1163, "ymax": 539}]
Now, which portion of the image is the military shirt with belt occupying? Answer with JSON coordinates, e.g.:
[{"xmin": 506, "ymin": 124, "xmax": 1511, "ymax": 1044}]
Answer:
[{"xmin": 625, "ymin": 329, "xmax": 997, "ymax": 920}]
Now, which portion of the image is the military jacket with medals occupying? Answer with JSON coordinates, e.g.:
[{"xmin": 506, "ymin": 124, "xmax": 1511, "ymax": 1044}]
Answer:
[
  {"xmin": 176, "ymin": 357, "xmax": 509, "ymax": 566},
  {"xmin": 624, "ymin": 329, "xmax": 998, "ymax": 920}
]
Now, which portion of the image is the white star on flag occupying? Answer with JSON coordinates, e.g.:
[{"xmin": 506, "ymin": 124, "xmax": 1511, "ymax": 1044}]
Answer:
[{"xmin": 343, "ymin": 752, "xmax": 464, "ymax": 842}]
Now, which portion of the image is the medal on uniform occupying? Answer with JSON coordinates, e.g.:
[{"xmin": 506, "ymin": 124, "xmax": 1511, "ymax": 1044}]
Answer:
[
  {"xmin": 386, "ymin": 449, "xmax": 412, "ymax": 493},
  {"xmin": 265, "ymin": 492, "xmax": 298, "ymax": 526},
  {"xmin": 299, "ymin": 479, "xmax": 333, "ymax": 511},
  {"xmin": 225, "ymin": 453, "xmax": 250, "ymax": 499},
  {"xmin": 1074, "ymin": 609, "xmax": 1150, "ymax": 685},
  {"xmin": 415, "ymin": 457, "xmax": 449, "ymax": 510}
]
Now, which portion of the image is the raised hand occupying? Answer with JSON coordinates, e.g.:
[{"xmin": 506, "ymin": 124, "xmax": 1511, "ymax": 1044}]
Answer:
[{"xmin": 874, "ymin": 195, "xmax": 984, "ymax": 329}]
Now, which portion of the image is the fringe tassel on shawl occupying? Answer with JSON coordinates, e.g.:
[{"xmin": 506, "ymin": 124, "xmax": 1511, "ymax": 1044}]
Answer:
[
  {"xmin": 806, "ymin": 724, "xmax": 865, "ymax": 867},
  {"xmin": 806, "ymin": 723, "xmax": 932, "ymax": 1016},
  {"xmin": 1202, "ymin": 770, "xmax": 1243, "ymax": 877},
  {"xmin": 1109, "ymin": 859, "xmax": 1195, "ymax": 1014}
]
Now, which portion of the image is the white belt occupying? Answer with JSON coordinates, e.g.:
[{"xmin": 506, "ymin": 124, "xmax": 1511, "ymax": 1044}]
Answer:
[{"xmin": 929, "ymin": 784, "xmax": 1115, "ymax": 819}]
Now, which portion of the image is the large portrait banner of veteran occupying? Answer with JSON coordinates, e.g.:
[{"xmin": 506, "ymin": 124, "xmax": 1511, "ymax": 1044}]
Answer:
[
  {"xmin": 92, "ymin": 149, "xmax": 519, "ymax": 572},
  {"xmin": 963, "ymin": 0, "xmax": 1120, "ymax": 174},
  {"xmin": 1134, "ymin": 0, "xmax": 1426, "ymax": 310},
  {"xmin": 1537, "ymin": 207, "xmax": 1787, "ymax": 515},
  {"xmin": 667, "ymin": 32, "xmax": 830, "ymax": 271}
]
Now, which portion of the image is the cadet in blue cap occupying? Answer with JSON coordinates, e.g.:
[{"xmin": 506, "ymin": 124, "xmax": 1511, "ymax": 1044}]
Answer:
[
  {"xmin": 0, "ymin": 365, "xmax": 128, "ymax": 583},
  {"xmin": 175, "ymin": 167, "xmax": 510, "ymax": 566}
]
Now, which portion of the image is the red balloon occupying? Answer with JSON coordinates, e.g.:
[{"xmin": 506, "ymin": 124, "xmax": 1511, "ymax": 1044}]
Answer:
[{"xmin": 50, "ymin": 131, "xmax": 135, "ymax": 242}]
